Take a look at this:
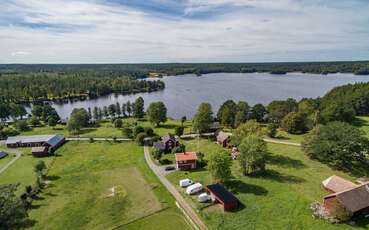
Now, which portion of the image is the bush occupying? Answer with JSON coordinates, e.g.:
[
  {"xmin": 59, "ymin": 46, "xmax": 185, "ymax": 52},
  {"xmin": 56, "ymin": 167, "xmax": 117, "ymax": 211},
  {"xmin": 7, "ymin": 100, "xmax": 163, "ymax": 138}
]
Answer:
[
  {"xmin": 136, "ymin": 133, "xmax": 147, "ymax": 146},
  {"xmin": 0, "ymin": 127, "xmax": 19, "ymax": 139},
  {"xmin": 114, "ymin": 119, "xmax": 123, "ymax": 128},
  {"xmin": 28, "ymin": 117, "xmax": 40, "ymax": 127},
  {"xmin": 144, "ymin": 127, "xmax": 154, "ymax": 136},
  {"xmin": 266, "ymin": 123, "xmax": 278, "ymax": 138},
  {"xmin": 174, "ymin": 126, "xmax": 184, "ymax": 137},
  {"xmin": 122, "ymin": 127, "xmax": 133, "ymax": 138},
  {"xmin": 15, "ymin": 120, "xmax": 30, "ymax": 131},
  {"xmin": 133, "ymin": 126, "xmax": 145, "ymax": 137},
  {"xmin": 171, "ymin": 144, "xmax": 186, "ymax": 154}
]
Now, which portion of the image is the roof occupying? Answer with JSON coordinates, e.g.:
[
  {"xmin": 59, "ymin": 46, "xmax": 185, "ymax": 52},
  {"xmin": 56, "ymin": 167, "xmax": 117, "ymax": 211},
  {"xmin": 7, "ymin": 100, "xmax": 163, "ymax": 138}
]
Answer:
[
  {"xmin": 217, "ymin": 131, "xmax": 230, "ymax": 143},
  {"xmin": 322, "ymin": 175, "xmax": 357, "ymax": 193},
  {"xmin": 162, "ymin": 134, "xmax": 178, "ymax": 143},
  {"xmin": 175, "ymin": 152, "xmax": 197, "ymax": 162},
  {"xmin": 206, "ymin": 184, "xmax": 238, "ymax": 204},
  {"xmin": 32, "ymin": 146, "xmax": 48, "ymax": 153},
  {"xmin": 325, "ymin": 183, "xmax": 369, "ymax": 213},
  {"xmin": 153, "ymin": 142, "xmax": 166, "ymax": 151},
  {"xmin": 0, "ymin": 151, "xmax": 8, "ymax": 159},
  {"xmin": 6, "ymin": 135, "xmax": 64, "ymax": 147}
]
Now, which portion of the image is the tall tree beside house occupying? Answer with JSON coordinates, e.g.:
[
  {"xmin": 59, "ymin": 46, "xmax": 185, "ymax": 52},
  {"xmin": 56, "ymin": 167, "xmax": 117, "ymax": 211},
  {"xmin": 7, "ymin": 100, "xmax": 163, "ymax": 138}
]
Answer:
[
  {"xmin": 48, "ymin": 117, "xmax": 57, "ymax": 128},
  {"xmin": 116, "ymin": 102, "xmax": 121, "ymax": 117},
  {"xmin": 9, "ymin": 103, "xmax": 27, "ymax": 120},
  {"xmin": 146, "ymin": 101, "xmax": 167, "ymax": 127},
  {"xmin": 207, "ymin": 149, "xmax": 232, "ymax": 183},
  {"xmin": 267, "ymin": 98, "xmax": 298, "ymax": 123},
  {"xmin": 234, "ymin": 101, "xmax": 250, "ymax": 127},
  {"xmin": 0, "ymin": 184, "xmax": 28, "ymax": 230},
  {"xmin": 87, "ymin": 107, "xmax": 92, "ymax": 120},
  {"xmin": 302, "ymin": 122, "xmax": 369, "ymax": 171},
  {"xmin": 121, "ymin": 103, "xmax": 127, "ymax": 117},
  {"xmin": 108, "ymin": 104, "xmax": 116, "ymax": 118},
  {"xmin": 320, "ymin": 102, "xmax": 356, "ymax": 124},
  {"xmin": 126, "ymin": 101, "xmax": 132, "ymax": 117},
  {"xmin": 217, "ymin": 100, "xmax": 237, "ymax": 127},
  {"xmin": 193, "ymin": 103, "xmax": 213, "ymax": 134},
  {"xmin": 93, "ymin": 107, "xmax": 99, "ymax": 121},
  {"xmin": 67, "ymin": 108, "xmax": 90, "ymax": 134},
  {"xmin": 31, "ymin": 105, "xmax": 43, "ymax": 118},
  {"xmin": 103, "ymin": 106, "xmax": 109, "ymax": 118},
  {"xmin": 281, "ymin": 112, "xmax": 307, "ymax": 134},
  {"xmin": 232, "ymin": 120, "xmax": 264, "ymax": 146},
  {"xmin": 250, "ymin": 103, "xmax": 267, "ymax": 122},
  {"xmin": 133, "ymin": 97, "xmax": 145, "ymax": 118},
  {"xmin": 238, "ymin": 135, "xmax": 268, "ymax": 175},
  {"xmin": 181, "ymin": 116, "xmax": 187, "ymax": 127},
  {"xmin": 0, "ymin": 103, "xmax": 11, "ymax": 122}
]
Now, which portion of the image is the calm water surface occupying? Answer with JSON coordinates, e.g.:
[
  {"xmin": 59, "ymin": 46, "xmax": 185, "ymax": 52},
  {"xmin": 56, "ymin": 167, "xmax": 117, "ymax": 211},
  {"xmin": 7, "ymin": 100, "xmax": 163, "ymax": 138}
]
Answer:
[{"xmin": 49, "ymin": 72, "xmax": 369, "ymax": 119}]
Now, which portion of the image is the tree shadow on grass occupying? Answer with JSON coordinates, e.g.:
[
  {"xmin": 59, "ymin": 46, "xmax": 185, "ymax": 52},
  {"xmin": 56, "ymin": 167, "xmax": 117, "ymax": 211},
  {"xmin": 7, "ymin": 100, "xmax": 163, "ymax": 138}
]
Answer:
[
  {"xmin": 45, "ymin": 175, "xmax": 61, "ymax": 181},
  {"xmin": 267, "ymin": 154, "xmax": 306, "ymax": 169},
  {"xmin": 159, "ymin": 124, "xmax": 177, "ymax": 129},
  {"xmin": 23, "ymin": 218, "xmax": 37, "ymax": 229},
  {"xmin": 225, "ymin": 179, "xmax": 268, "ymax": 196},
  {"xmin": 251, "ymin": 169, "xmax": 306, "ymax": 184},
  {"xmin": 352, "ymin": 117, "xmax": 368, "ymax": 127},
  {"xmin": 351, "ymin": 214, "xmax": 369, "ymax": 228}
]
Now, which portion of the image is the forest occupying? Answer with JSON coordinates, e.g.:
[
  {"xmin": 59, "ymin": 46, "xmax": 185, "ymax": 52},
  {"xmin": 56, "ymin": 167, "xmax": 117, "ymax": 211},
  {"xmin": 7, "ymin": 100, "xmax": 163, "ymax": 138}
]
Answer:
[{"xmin": 0, "ymin": 72, "xmax": 165, "ymax": 103}]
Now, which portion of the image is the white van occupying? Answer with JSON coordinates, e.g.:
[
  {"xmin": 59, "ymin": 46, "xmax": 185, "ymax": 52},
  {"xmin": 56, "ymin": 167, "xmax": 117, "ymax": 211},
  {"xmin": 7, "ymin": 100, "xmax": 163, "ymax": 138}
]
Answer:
[
  {"xmin": 179, "ymin": 179, "xmax": 193, "ymax": 188},
  {"xmin": 198, "ymin": 193, "xmax": 209, "ymax": 202},
  {"xmin": 186, "ymin": 183, "xmax": 202, "ymax": 195}
]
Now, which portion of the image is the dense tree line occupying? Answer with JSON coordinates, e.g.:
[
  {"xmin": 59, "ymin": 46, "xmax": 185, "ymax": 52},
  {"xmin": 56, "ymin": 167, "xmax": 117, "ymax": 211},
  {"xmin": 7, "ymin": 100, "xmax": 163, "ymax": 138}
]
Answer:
[
  {"xmin": 1, "ymin": 61, "xmax": 368, "ymax": 78},
  {"xmin": 0, "ymin": 72, "xmax": 164, "ymax": 103}
]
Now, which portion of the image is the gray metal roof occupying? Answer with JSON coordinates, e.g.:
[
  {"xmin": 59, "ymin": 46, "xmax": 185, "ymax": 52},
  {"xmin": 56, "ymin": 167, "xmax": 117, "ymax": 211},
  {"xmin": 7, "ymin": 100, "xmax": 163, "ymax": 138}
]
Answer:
[
  {"xmin": 0, "ymin": 151, "xmax": 8, "ymax": 159},
  {"xmin": 6, "ymin": 135, "xmax": 64, "ymax": 147}
]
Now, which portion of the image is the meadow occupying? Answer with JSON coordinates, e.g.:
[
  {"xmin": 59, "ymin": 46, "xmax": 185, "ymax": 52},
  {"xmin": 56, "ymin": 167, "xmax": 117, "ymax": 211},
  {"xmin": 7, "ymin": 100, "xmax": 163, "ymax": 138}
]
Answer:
[
  {"xmin": 166, "ymin": 139, "xmax": 369, "ymax": 230},
  {"xmin": 0, "ymin": 141, "xmax": 190, "ymax": 230}
]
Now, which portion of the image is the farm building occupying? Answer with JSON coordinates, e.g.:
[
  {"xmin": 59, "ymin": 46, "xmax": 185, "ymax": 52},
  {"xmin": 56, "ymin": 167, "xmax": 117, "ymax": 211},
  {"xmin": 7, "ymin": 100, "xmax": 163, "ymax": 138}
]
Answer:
[
  {"xmin": 0, "ymin": 151, "xmax": 8, "ymax": 159},
  {"xmin": 216, "ymin": 131, "xmax": 231, "ymax": 147},
  {"xmin": 6, "ymin": 135, "xmax": 65, "ymax": 157},
  {"xmin": 324, "ymin": 183, "xmax": 369, "ymax": 215},
  {"xmin": 206, "ymin": 184, "xmax": 239, "ymax": 211},
  {"xmin": 154, "ymin": 134, "xmax": 179, "ymax": 152},
  {"xmin": 322, "ymin": 175, "xmax": 357, "ymax": 193},
  {"xmin": 175, "ymin": 152, "xmax": 197, "ymax": 170}
]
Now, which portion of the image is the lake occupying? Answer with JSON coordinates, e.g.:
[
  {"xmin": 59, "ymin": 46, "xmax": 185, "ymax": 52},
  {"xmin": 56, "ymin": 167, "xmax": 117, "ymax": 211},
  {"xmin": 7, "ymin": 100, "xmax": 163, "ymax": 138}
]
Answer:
[{"xmin": 48, "ymin": 72, "xmax": 369, "ymax": 119}]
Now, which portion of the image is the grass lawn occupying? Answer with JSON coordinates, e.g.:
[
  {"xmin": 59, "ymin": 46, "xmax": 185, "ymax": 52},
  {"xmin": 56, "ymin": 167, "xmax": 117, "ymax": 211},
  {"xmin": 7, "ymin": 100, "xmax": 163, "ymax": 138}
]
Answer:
[
  {"xmin": 24, "ymin": 142, "xmax": 190, "ymax": 230},
  {"xmin": 0, "ymin": 146, "xmax": 55, "ymax": 193},
  {"xmin": 166, "ymin": 139, "xmax": 369, "ymax": 230}
]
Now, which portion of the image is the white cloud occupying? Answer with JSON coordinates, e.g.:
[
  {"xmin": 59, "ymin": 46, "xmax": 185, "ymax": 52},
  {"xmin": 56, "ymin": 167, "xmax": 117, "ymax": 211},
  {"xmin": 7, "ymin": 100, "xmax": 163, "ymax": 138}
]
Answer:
[{"xmin": 0, "ymin": 0, "xmax": 369, "ymax": 63}]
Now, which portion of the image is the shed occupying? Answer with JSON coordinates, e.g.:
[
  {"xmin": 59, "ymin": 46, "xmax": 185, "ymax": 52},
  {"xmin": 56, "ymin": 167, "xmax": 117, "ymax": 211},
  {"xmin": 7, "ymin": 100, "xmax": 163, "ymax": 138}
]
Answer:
[
  {"xmin": 162, "ymin": 134, "xmax": 179, "ymax": 151},
  {"xmin": 324, "ymin": 183, "xmax": 369, "ymax": 215},
  {"xmin": 216, "ymin": 131, "xmax": 231, "ymax": 147},
  {"xmin": 0, "ymin": 151, "xmax": 8, "ymax": 159},
  {"xmin": 206, "ymin": 184, "xmax": 239, "ymax": 211}
]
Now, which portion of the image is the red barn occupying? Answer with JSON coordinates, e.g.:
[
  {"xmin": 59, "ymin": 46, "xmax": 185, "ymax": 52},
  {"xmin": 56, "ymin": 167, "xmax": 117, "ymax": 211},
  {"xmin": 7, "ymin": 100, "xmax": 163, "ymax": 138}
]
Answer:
[
  {"xmin": 322, "ymin": 175, "xmax": 357, "ymax": 193},
  {"xmin": 206, "ymin": 184, "xmax": 239, "ymax": 211}
]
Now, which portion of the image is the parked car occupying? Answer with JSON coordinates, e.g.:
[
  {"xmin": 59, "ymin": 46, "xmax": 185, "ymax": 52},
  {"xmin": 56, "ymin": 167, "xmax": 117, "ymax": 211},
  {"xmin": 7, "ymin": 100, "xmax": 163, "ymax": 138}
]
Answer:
[
  {"xmin": 198, "ymin": 193, "xmax": 210, "ymax": 202},
  {"xmin": 165, "ymin": 166, "xmax": 176, "ymax": 171},
  {"xmin": 186, "ymin": 183, "xmax": 202, "ymax": 195},
  {"xmin": 179, "ymin": 179, "xmax": 193, "ymax": 188}
]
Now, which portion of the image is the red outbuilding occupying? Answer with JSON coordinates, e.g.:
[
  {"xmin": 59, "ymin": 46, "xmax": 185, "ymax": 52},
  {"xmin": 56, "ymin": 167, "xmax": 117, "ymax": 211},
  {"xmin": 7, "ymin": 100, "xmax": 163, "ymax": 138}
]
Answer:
[{"xmin": 206, "ymin": 184, "xmax": 239, "ymax": 211}]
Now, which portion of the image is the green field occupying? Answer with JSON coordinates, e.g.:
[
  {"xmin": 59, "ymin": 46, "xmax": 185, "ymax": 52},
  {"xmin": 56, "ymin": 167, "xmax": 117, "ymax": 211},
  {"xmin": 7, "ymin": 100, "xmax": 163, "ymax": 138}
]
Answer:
[
  {"xmin": 166, "ymin": 139, "xmax": 369, "ymax": 230},
  {"xmin": 0, "ymin": 141, "xmax": 190, "ymax": 230}
]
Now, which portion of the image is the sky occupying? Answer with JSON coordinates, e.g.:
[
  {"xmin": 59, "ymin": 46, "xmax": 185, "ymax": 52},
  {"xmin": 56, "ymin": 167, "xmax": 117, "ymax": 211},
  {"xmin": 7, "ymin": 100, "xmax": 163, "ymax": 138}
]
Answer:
[{"xmin": 1, "ymin": 0, "xmax": 369, "ymax": 63}]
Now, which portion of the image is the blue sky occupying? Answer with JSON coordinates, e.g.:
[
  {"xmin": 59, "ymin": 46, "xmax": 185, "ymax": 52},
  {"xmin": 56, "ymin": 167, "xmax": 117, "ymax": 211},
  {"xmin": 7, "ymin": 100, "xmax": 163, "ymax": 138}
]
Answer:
[{"xmin": 1, "ymin": 0, "xmax": 369, "ymax": 63}]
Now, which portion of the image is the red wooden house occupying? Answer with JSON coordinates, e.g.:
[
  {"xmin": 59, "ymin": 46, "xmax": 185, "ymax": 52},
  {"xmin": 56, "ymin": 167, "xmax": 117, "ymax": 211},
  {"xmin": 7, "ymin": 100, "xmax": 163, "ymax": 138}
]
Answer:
[{"xmin": 175, "ymin": 152, "xmax": 197, "ymax": 170}]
